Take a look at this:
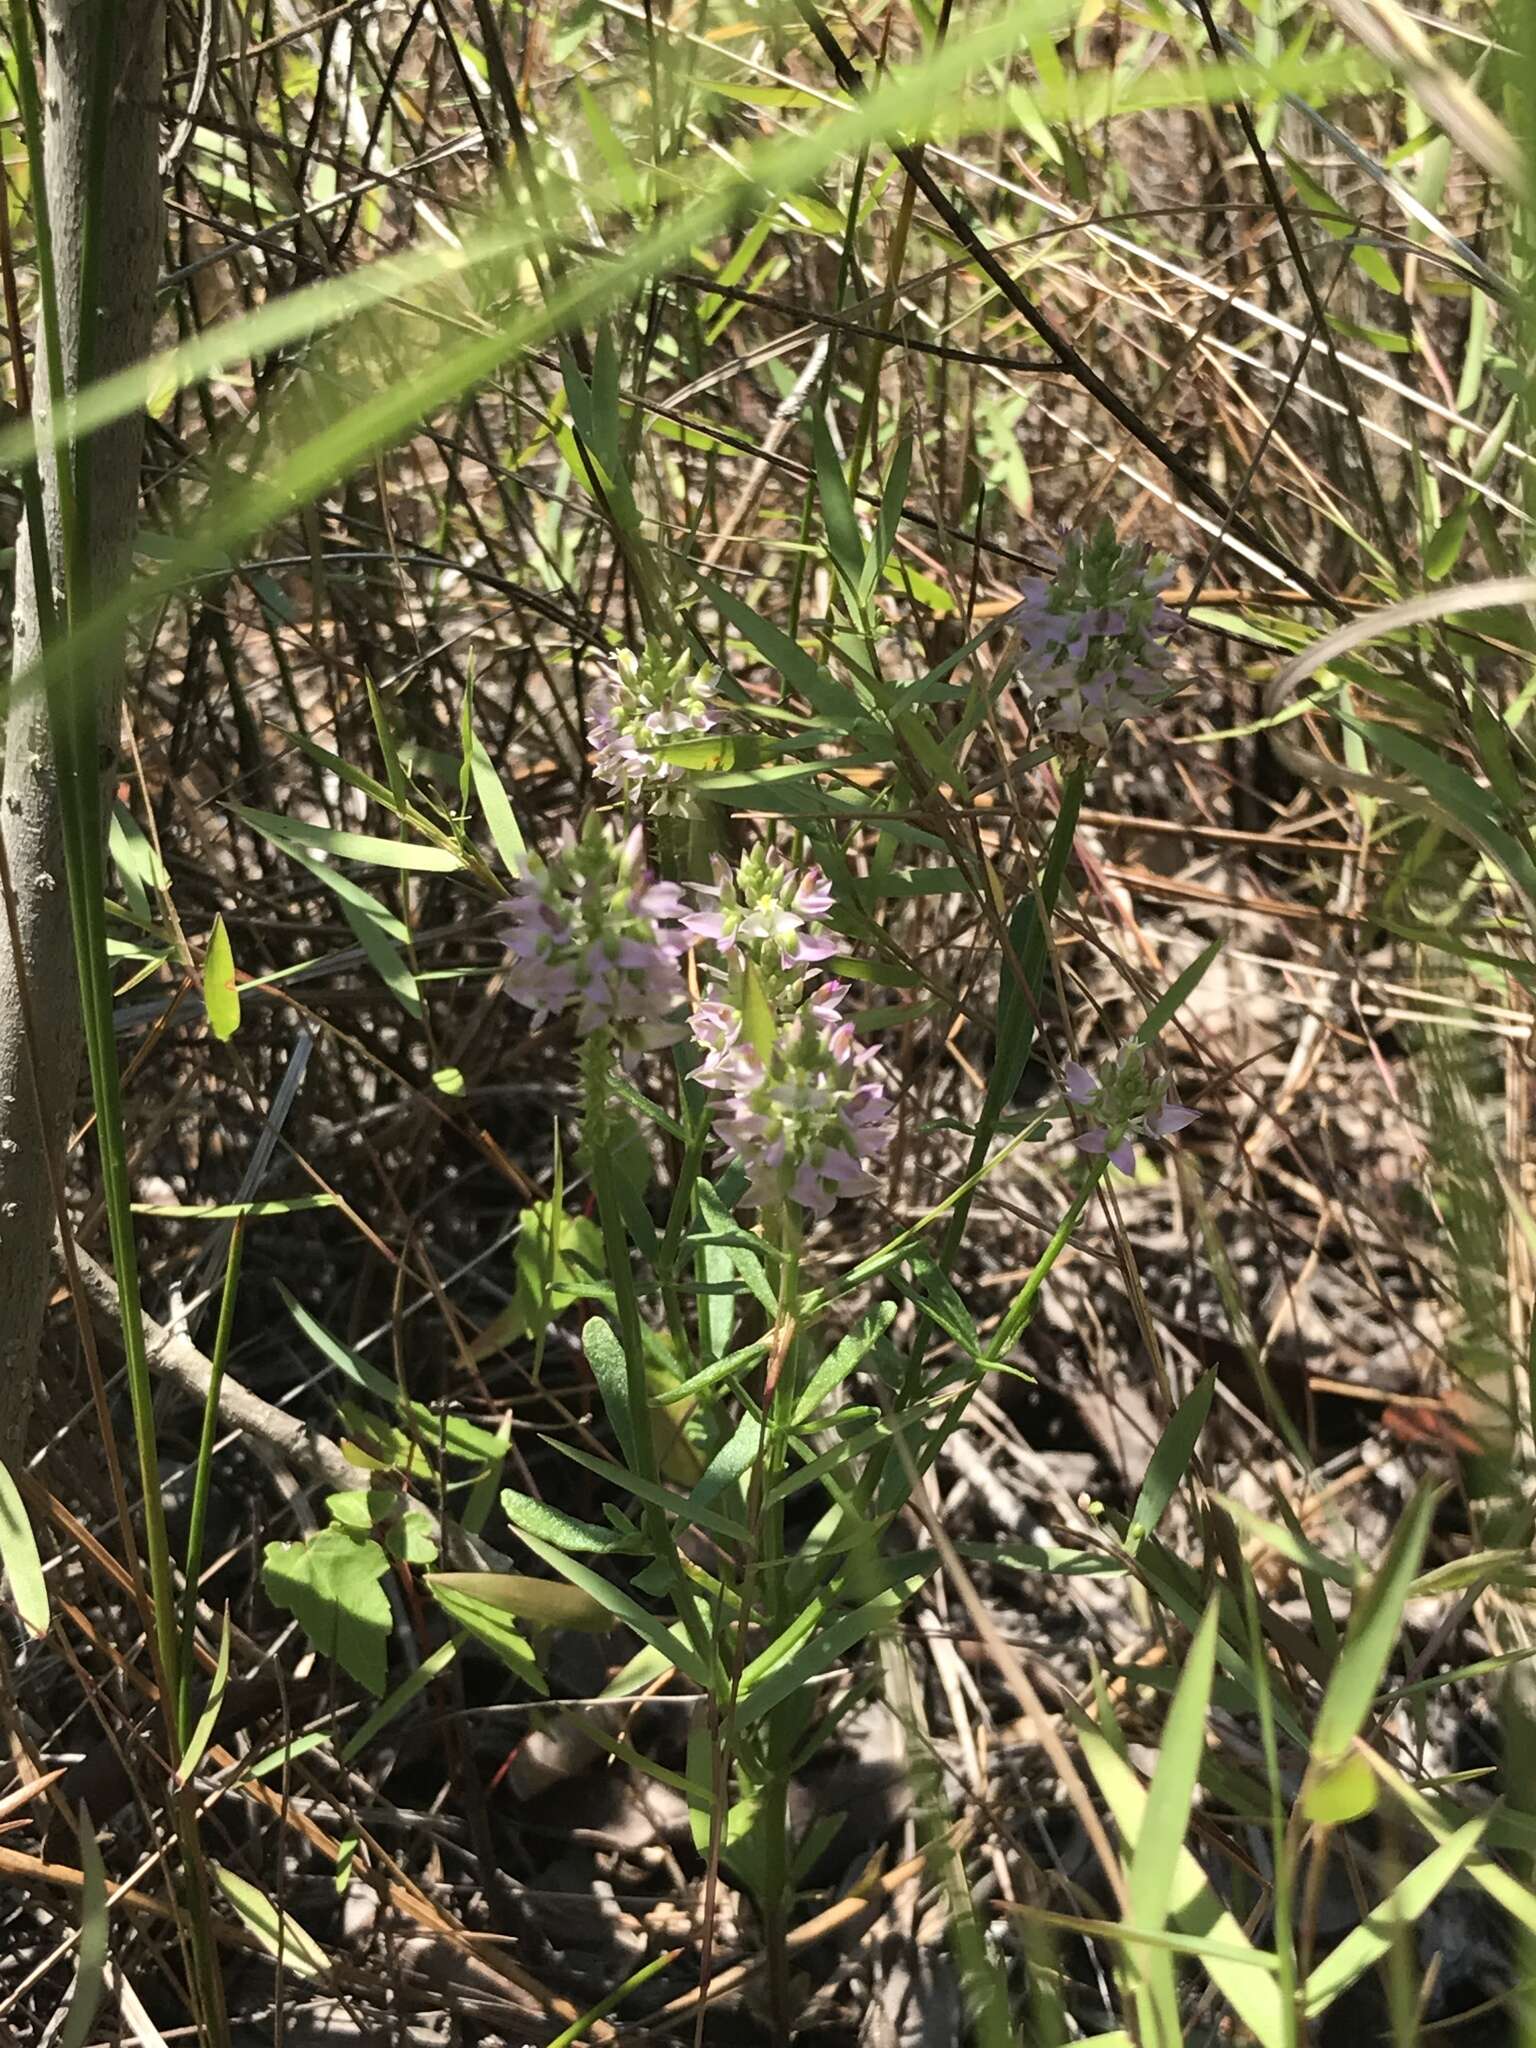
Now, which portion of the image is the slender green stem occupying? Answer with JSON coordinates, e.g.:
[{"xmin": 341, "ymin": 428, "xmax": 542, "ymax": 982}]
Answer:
[
  {"xmin": 584, "ymin": 1033, "xmax": 657, "ymax": 1486},
  {"xmin": 756, "ymin": 1204, "xmax": 803, "ymax": 2037},
  {"xmin": 177, "ymin": 1218, "xmax": 246, "ymax": 1746}
]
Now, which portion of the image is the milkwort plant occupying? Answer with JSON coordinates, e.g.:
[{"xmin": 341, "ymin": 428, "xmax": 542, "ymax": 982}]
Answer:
[
  {"xmin": 454, "ymin": 507, "xmax": 1199, "ymax": 2023},
  {"xmin": 244, "ymin": 466, "xmax": 1207, "ymax": 2031},
  {"xmin": 9, "ymin": 8, "xmax": 1536, "ymax": 2043}
]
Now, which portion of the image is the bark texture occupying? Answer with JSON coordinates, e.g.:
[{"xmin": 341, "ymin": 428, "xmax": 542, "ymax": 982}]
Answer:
[{"xmin": 0, "ymin": 0, "xmax": 165, "ymax": 1463}]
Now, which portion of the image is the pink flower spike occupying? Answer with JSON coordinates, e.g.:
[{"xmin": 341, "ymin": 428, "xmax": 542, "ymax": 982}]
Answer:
[
  {"xmin": 1064, "ymin": 1060, "xmax": 1097, "ymax": 1104},
  {"xmin": 1110, "ymin": 1139, "xmax": 1137, "ymax": 1175}
]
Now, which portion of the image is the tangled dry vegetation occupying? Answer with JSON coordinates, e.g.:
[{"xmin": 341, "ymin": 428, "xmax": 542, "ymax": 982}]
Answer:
[{"xmin": 1, "ymin": 0, "xmax": 1532, "ymax": 2043}]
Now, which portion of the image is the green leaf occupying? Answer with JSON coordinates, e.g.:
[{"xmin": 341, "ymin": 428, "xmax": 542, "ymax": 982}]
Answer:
[
  {"xmin": 739, "ymin": 1564, "xmax": 935, "ymax": 1726},
  {"xmin": 248, "ymin": 832, "xmax": 423, "ymax": 1018},
  {"xmin": 695, "ymin": 573, "xmax": 865, "ymax": 724},
  {"xmin": 469, "ymin": 1197, "xmax": 604, "ymax": 1359},
  {"xmin": 427, "ymin": 1570, "xmax": 613, "ymax": 1632},
  {"xmin": 861, "ymin": 432, "xmax": 913, "ymax": 599},
  {"xmin": 235, "ymin": 805, "xmax": 461, "ymax": 871},
  {"xmin": 812, "ymin": 412, "xmax": 865, "ymax": 597},
  {"xmin": 740, "ymin": 956, "xmax": 776, "ymax": 1062},
  {"xmin": 263, "ymin": 1526, "xmax": 392, "ymax": 1695},
  {"xmin": 425, "ymin": 1579, "xmax": 544, "ymax": 1691},
  {"xmin": 177, "ymin": 1608, "xmax": 232, "ymax": 1784},
  {"xmin": 202, "ymin": 915, "xmax": 240, "ymax": 1041},
  {"xmin": 514, "ymin": 1529, "xmax": 713, "ymax": 1689},
  {"xmin": 55, "ymin": 1811, "xmax": 108, "ymax": 2048},
  {"xmin": 500, "ymin": 1486, "xmax": 634, "ymax": 1554},
  {"xmin": 214, "ymin": 1865, "xmax": 330, "ymax": 1979},
  {"xmin": 792, "ymin": 1302, "xmax": 899, "ymax": 1425},
  {"xmin": 1302, "ymin": 1751, "xmax": 1378, "ymax": 1824},
  {"xmin": 342, "ymin": 1639, "xmax": 458, "ymax": 1760},
  {"xmin": 1307, "ymin": 1484, "xmax": 1438, "ymax": 1783},
  {"xmin": 1075, "ymin": 1716, "xmax": 1288, "ymax": 2046},
  {"xmin": 583, "ymin": 1316, "xmax": 641, "ymax": 1471},
  {"xmin": 1126, "ymin": 1371, "xmax": 1214, "ymax": 1554},
  {"xmin": 1132, "ymin": 936, "xmax": 1224, "ymax": 1049},
  {"xmin": 1129, "ymin": 1599, "xmax": 1220, "ymax": 1925},
  {"xmin": 468, "ymin": 732, "xmax": 526, "ymax": 875},
  {"xmin": 1303, "ymin": 1816, "xmax": 1487, "ymax": 2014},
  {"xmin": 1333, "ymin": 711, "xmax": 1536, "ymax": 909},
  {"xmin": 0, "ymin": 1460, "xmax": 48, "ymax": 1634}
]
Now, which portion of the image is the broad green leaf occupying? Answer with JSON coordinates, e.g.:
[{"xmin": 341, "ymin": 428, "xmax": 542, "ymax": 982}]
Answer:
[
  {"xmin": 1302, "ymin": 1751, "xmax": 1378, "ymax": 1825},
  {"xmin": 0, "ymin": 1461, "xmax": 48, "ymax": 1634},
  {"xmin": 263, "ymin": 1526, "xmax": 392, "ymax": 1695},
  {"xmin": 470, "ymin": 1200, "xmax": 604, "ymax": 1360},
  {"xmin": 1126, "ymin": 1372, "xmax": 1214, "ymax": 1554},
  {"xmin": 202, "ymin": 916, "xmax": 240, "ymax": 1041},
  {"xmin": 214, "ymin": 1866, "xmax": 330, "ymax": 1979}
]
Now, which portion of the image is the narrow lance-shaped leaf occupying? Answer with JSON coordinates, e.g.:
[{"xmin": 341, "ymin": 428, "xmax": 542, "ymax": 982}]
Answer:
[
  {"xmin": 1302, "ymin": 1482, "xmax": 1439, "ymax": 1821},
  {"xmin": 214, "ymin": 1866, "xmax": 330, "ymax": 1980},
  {"xmin": 0, "ymin": 1461, "xmax": 48, "ymax": 1634},
  {"xmin": 1126, "ymin": 1371, "xmax": 1215, "ymax": 1555},
  {"xmin": 55, "ymin": 1810, "xmax": 108, "ymax": 2048}
]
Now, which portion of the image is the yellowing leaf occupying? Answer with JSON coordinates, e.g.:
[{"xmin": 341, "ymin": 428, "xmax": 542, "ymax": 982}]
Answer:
[{"xmin": 202, "ymin": 915, "xmax": 240, "ymax": 1041}]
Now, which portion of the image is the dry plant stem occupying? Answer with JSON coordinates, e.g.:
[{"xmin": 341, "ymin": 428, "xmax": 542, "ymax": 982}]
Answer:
[
  {"xmin": 0, "ymin": 0, "xmax": 166, "ymax": 1465},
  {"xmin": 61, "ymin": 1237, "xmax": 513, "ymax": 1571}
]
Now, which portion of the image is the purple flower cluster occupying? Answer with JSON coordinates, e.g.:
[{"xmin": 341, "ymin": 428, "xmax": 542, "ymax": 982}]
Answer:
[
  {"xmin": 1007, "ymin": 521, "xmax": 1182, "ymax": 757},
  {"xmin": 1063, "ymin": 1050, "xmax": 1197, "ymax": 1176},
  {"xmin": 588, "ymin": 644, "xmax": 719, "ymax": 812},
  {"xmin": 691, "ymin": 978, "xmax": 892, "ymax": 1219},
  {"xmin": 684, "ymin": 844, "xmax": 837, "ymax": 973},
  {"xmin": 502, "ymin": 816, "xmax": 688, "ymax": 1063}
]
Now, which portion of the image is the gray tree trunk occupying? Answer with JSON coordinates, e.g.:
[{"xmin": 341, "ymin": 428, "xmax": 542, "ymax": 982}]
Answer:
[{"xmin": 0, "ymin": 0, "xmax": 165, "ymax": 1464}]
